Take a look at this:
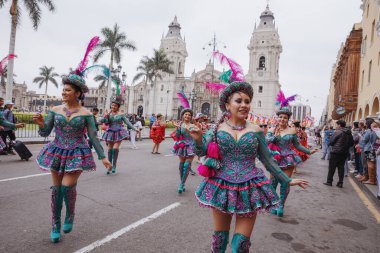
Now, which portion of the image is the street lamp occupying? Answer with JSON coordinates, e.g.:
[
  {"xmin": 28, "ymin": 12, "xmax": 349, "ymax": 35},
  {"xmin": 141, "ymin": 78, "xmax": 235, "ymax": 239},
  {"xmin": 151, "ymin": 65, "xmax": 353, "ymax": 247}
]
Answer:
[
  {"xmin": 190, "ymin": 89, "xmax": 197, "ymax": 110},
  {"xmin": 165, "ymin": 89, "xmax": 170, "ymax": 120}
]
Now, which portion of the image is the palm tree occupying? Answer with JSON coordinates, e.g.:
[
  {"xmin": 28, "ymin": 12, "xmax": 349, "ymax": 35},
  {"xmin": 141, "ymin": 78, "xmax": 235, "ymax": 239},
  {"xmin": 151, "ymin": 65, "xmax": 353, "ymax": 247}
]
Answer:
[
  {"xmin": 148, "ymin": 49, "xmax": 174, "ymax": 113},
  {"xmin": 93, "ymin": 23, "xmax": 136, "ymax": 111},
  {"xmin": 0, "ymin": 67, "xmax": 17, "ymax": 88},
  {"xmin": 133, "ymin": 57, "xmax": 153, "ymax": 114},
  {"xmin": 0, "ymin": 0, "xmax": 56, "ymax": 100},
  {"xmin": 33, "ymin": 66, "xmax": 59, "ymax": 113}
]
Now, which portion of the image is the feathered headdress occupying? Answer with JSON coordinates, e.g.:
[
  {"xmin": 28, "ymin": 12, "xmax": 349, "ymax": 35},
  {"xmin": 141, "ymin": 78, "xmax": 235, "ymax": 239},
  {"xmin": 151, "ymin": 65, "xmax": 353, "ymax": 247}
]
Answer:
[
  {"xmin": 75, "ymin": 36, "xmax": 100, "ymax": 76},
  {"xmin": 0, "ymin": 54, "xmax": 17, "ymax": 75},
  {"xmin": 176, "ymin": 90, "xmax": 193, "ymax": 118},
  {"xmin": 275, "ymin": 90, "xmax": 297, "ymax": 116}
]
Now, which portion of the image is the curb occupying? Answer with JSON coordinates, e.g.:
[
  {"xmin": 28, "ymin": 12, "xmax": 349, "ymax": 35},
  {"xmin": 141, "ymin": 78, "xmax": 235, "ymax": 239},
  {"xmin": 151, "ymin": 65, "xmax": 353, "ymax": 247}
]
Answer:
[{"xmin": 349, "ymin": 173, "xmax": 380, "ymax": 208}]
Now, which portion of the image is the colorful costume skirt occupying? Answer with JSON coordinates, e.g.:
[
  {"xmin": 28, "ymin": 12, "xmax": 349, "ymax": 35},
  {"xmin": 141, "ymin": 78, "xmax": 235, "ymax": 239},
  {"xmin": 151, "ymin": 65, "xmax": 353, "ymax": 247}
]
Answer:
[
  {"xmin": 293, "ymin": 147, "xmax": 309, "ymax": 162},
  {"xmin": 101, "ymin": 129, "xmax": 129, "ymax": 142},
  {"xmin": 195, "ymin": 176, "xmax": 279, "ymax": 216},
  {"xmin": 172, "ymin": 140, "xmax": 195, "ymax": 157},
  {"xmin": 278, "ymin": 154, "xmax": 302, "ymax": 168},
  {"xmin": 0, "ymin": 138, "xmax": 6, "ymax": 152},
  {"xmin": 36, "ymin": 142, "xmax": 96, "ymax": 174}
]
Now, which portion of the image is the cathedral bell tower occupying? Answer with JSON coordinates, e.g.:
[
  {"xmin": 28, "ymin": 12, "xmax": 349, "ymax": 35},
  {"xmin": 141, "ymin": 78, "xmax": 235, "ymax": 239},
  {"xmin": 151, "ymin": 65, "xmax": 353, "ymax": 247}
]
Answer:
[{"xmin": 246, "ymin": 4, "xmax": 282, "ymax": 117}]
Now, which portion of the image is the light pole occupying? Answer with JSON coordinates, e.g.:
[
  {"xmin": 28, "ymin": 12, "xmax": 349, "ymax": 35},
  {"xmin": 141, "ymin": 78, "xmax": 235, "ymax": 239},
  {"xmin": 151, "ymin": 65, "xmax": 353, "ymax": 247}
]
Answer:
[
  {"xmin": 190, "ymin": 89, "xmax": 197, "ymax": 111},
  {"xmin": 165, "ymin": 89, "xmax": 170, "ymax": 120},
  {"xmin": 105, "ymin": 65, "xmax": 122, "ymax": 111},
  {"xmin": 202, "ymin": 33, "xmax": 227, "ymax": 82}
]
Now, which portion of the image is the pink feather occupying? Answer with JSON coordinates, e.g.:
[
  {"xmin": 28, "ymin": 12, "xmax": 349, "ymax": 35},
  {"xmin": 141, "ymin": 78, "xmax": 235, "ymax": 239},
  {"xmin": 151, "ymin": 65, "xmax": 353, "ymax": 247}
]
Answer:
[
  {"xmin": 120, "ymin": 85, "xmax": 127, "ymax": 95},
  {"xmin": 0, "ymin": 54, "xmax": 17, "ymax": 75},
  {"xmin": 76, "ymin": 36, "xmax": 100, "ymax": 75},
  {"xmin": 177, "ymin": 91, "xmax": 190, "ymax": 108},
  {"xmin": 204, "ymin": 82, "xmax": 227, "ymax": 94},
  {"xmin": 212, "ymin": 51, "xmax": 244, "ymax": 82},
  {"xmin": 276, "ymin": 90, "xmax": 297, "ymax": 106}
]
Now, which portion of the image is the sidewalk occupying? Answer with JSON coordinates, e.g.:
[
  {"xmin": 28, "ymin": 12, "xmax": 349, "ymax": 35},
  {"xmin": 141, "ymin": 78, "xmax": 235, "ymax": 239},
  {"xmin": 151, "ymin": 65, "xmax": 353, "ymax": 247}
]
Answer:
[{"xmin": 348, "ymin": 162, "xmax": 380, "ymax": 208}]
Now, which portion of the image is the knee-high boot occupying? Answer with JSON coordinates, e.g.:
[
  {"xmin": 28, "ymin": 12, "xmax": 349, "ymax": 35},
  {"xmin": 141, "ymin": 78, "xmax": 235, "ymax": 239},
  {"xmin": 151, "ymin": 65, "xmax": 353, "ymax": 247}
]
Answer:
[
  {"xmin": 107, "ymin": 149, "xmax": 113, "ymax": 175},
  {"xmin": 211, "ymin": 231, "xmax": 229, "ymax": 253},
  {"xmin": 177, "ymin": 162, "xmax": 184, "ymax": 193},
  {"xmin": 270, "ymin": 177, "xmax": 279, "ymax": 215},
  {"xmin": 50, "ymin": 185, "xmax": 63, "ymax": 243},
  {"xmin": 112, "ymin": 149, "xmax": 119, "ymax": 173},
  {"xmin": 180, "ymin": 160, "xmax": 191, "ymax": 193},
  {"xmin": 277, "ymin": 183, "xmax": 290, "ymax": 217},
  {"xmin": 62, "ymin": 184, "xmax": 77, "ymax": 234},
  {"xmin": 231, "ymin": 233, "xmax": 251, "ymax": 253}
]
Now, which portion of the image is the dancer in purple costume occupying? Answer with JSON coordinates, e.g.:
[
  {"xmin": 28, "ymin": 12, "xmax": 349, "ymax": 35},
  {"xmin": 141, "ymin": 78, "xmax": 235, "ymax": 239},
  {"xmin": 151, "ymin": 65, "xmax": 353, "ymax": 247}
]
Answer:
[
  {"xmin": 33, "ymin": 37, "xmax": 112, "ymax": 243},
  {"xmin": 266, "ymin": 90, "xmax": 317, "ymax": 218},
  {"xmin": 100, "ymin": 98, "xmax": 138, "ymax": 174},
  {"xmin": 187, "ymin": 52, "xmax": 309, "ymax": 253}
]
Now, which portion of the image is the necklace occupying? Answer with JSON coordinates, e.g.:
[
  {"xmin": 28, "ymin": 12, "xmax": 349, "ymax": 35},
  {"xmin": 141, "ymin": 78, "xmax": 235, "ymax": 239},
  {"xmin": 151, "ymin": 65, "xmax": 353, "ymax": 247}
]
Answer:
[
  {"xmin": 226, "ymin": 120, "xmax": 247, "ymax": 131},
  {"xmin": 63, "ymin": 106, "xmax": 79, "ymax": 118}
]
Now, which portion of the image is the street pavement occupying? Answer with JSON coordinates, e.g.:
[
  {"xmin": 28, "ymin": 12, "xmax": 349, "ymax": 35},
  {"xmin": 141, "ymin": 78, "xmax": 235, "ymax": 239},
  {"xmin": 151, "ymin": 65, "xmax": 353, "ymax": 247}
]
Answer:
[{"xmin": 0, "ymin": 139, "xmax": 379, "ymax": 253}]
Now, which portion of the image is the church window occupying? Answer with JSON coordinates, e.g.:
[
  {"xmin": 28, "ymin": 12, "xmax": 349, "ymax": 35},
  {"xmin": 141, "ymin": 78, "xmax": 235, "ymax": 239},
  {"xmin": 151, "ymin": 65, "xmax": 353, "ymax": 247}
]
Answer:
[
  {"xmin": 264, "ymin": 22, "xmax": 267, "ymax": 25},
  {"xmin": 258, "ymin": 86, "xmax": 263, "ymax": 93},
  {"xmin": 141, "ymin": 88, "xmax": 143, "ymax": 91},
  {"xmin": 371, "ymin": 19, "xmax": 375, "ymax": 45},
  {"xmin": 258, "ymin": 101, "xmax": 261, "ymax": 107},
  {"xmin": 160, "ymin": 97, "xmax": 163, "ymax": 103},
  {"xmin": 368, "ymin": 60, "xmax": 372, "ymax": 85},
  {"xmin": 178, "ymin": 61, "xmax": 182, "ymax": 74},
  {"xmin": 261, "ymin": 41, "xmax": 265, "ymax": 43},
  {"xmin": 139, "ymin": 95, "xmax": 143, "ymax": 101},
  {"xmin": 161, "ymin": 85, "xmax": 164, "ymax": 91},
  {"xmin": 259, "ymin": 56, "xmax": 266, "ymax": 69}
]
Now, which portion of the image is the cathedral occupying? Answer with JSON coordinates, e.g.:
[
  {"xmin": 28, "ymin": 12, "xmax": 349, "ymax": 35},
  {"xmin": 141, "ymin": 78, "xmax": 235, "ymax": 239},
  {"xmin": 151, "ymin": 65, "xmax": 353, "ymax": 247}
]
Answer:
[{"xmin": 128, "ymin": 4, "xmax": 282, "ymax": 120}]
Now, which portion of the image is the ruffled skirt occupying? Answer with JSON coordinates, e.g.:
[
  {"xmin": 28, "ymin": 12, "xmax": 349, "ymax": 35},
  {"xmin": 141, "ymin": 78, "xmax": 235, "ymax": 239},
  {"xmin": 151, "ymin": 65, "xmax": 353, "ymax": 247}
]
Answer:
[
  {"xmin": 278, "ymin": 154, "xmax": 302, "ymax": 168},
  {"xmin": 36, "ymin": 142, "xmax": 96, "ymax": 174},
  {"xmin": 195, "ymin": 176, "xmax": 279, "ymax": 216},
  {"xmin": 101, "ymin": 129, "xmax": 129, "ymax": 142},
  {"xmin": 172, "ymin": 141, "xmax": 195, "ymax": 157}
]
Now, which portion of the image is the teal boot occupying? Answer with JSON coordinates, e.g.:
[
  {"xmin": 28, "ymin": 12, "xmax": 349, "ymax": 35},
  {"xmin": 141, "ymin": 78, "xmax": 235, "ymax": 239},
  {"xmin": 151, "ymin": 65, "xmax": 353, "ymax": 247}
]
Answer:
[
  {"xmin": 107, "ymin": 149, "xmax": 113, "ymax": 175},
  {"xmin": 181, "ymin": 161, "xmax": 191, "ymax": 192},
  {"xmin": 270, "ymin": 177, "xmax": 279, "ymax": 215},
  {"xmin": 177, "ymin": 162, "xmax": 184, "ymax": 194},
  {"xmin": 277, "ymin": 184, "xmax": 290, "ymax": 217},
  {"xmin": 112, "ymin": 149, "xmax": 119, "ymax": 173},
  {"xmin": 62, "ymin": 184, "xmax": 77, "ymax": 234},
  {"xmin": 231, "ymin": 233, "xmax": 251, "ymax": 253},
  {"xmin": 211, "ymin": 231, "xmax": 229, "ymax": 253},
  {"xmin": 50, "ymin": 185, "xmax": 63, "ymax": 243}
]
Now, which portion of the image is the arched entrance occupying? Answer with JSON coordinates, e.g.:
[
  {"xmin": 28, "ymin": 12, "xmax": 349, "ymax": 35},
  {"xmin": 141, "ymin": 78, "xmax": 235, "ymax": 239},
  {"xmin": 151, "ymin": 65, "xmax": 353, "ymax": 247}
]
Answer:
[
  {"xmin": 371, "ymin": 97, "xmax": 379, "ymax": 116},
  {"xmin": 364, "ymin": 104, "xmax": 370, "ymax": 118},
  {"xmin": 358, "ymin": 108, "xmax": 362, "ymax": 120},
  {"xmin": 201, "ymin": 102, "xmax": 211, "ymax": 116}
]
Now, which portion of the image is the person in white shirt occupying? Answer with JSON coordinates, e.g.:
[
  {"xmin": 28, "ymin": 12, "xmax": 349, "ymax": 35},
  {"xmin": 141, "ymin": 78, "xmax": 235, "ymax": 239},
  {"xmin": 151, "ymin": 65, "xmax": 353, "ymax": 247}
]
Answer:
[{"xmin": 130, "ymin": 114, "xmax": 142, "ymax": 149}]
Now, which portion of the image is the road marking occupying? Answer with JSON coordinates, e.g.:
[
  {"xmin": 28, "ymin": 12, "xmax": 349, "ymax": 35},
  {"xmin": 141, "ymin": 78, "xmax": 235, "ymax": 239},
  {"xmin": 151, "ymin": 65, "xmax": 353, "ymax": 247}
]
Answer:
[
  {"xmin": 0, "ymin": 173, "xmax": 50, "ymax": 183},
  {"xmin": 348, "ymin": 177, "xmax": 380, "ymax": 223},
  {"xmin": 73, "ymin": 202, "xmax": 181, "ymax": 253},
  {"xmin": 164, "ymin": 154, "xmax": 174, "ymax": 157}
]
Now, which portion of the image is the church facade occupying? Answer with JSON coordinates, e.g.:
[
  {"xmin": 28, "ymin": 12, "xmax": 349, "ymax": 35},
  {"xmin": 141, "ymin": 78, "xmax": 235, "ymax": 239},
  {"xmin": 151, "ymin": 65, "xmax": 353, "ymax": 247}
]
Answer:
[{"xmin": 129, "ymin": 4, "xmax": 282, "ymax": 120}]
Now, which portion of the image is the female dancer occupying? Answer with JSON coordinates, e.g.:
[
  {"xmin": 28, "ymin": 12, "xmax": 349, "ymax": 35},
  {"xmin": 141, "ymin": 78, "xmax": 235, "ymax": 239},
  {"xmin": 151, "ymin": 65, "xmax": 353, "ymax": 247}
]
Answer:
[
  {"xmin": 173, "ymin": 108, "xmax": 196, "ymax": 194},
  {"xmin": 34, "ymin": 37, "xmax": 112, "ymax": 243},
  {"xmin": 150, "ymin": 113, "xmax": 166, "ymax": 154},
  {"xmin": 266, "ymin": 92, "xmax": 316, "ymax": 217},
  {"xmin": 101, "ymin": 99, "xmax": 138, "ymax": 174},
  {"xmin": 188, "ymin": 81, "xmax": 309, "ymax": 252},
  {"xmin": 291, "ymin": 121, "xmax": 309, "ymax": 173}
]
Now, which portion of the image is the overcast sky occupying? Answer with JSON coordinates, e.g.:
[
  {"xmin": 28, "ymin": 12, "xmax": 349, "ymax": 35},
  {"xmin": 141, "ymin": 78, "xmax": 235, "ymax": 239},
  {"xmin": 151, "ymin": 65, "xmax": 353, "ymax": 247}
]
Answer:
[{"xmin": 0, "ymin": 0, "xmax": 363, "ymax": 119}]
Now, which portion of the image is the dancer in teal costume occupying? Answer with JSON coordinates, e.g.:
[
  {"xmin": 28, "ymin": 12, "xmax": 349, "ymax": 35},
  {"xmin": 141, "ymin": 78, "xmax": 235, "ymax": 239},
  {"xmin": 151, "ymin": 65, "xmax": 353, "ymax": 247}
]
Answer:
[
  {"xmin": 33, "ymin": 37, "xmax": 112, "ymax": 243},
  {"xmin": 266, "ymin": 90, "xmax": 317, "ymax": 218},
  {"xmin": 187, "ymin": 64, "xmax": 309, "ymax": 252},
  {"xmin": 100, "ymin": 98, "xmax": 137, "ymax": 174}
]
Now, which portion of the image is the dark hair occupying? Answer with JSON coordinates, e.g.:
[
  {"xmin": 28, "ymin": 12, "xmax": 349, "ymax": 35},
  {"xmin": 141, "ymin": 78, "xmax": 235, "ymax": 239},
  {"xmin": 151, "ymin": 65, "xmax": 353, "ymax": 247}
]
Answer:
[
  {"xmin": 93, "ymin": 108, "xmax": 99, "ymax": 112},
  {"xmin": 336, "ymin": 120, "xmax": 346, "ymax": 128},
  {"xmin": 0, "ymin": 97, "xmax": 3, "ymax": 101},
  {"xmin": 111, "ymin": 102, "xmax": 121, "ymax": 109},
  {"xmin": 65, "ymin": 83, "xmax": 84, "ymax": 101},
  {"xmin": 353, "ymin": 122, "xmax": 359, "ymax": 128},
  {"xmin": 293, "ymin": 121, "xmax": 301, "ymax": 128},
  {"xmin": 301, "ymin": 126, "xmax": 306, "ymax": 130},
  {"xmin": 365, "ymin": 117, "xmax": 374, "ymax": 129}
]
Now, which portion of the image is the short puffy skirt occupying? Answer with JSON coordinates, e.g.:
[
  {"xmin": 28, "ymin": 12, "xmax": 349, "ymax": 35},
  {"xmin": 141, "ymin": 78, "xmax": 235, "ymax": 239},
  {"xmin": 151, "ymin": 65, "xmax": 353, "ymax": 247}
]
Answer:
[
  {"xmin": 278, "ymin": 154, "xmax": 302, "ymax": 168},
  {"xmin": 0, "ymin": 138, "xmax": 6, "ymax": 151},
  {"xmin": 101, "ymin": 129, "xmax": 129, "ymax": 142},
  {"xmin": 36, "ymin": 142, "xmax": 96, "ymax": 174},
  {"xmin": 195, "ymin": 176, "xmax": 279, "ymax": 216},
  {"xmin": 293, "ymin": 148, "xmax": 309, "ymax": 162},
  {"xmin": 172, "ymin": 140, "xmax": 195, "ymax": 157}
]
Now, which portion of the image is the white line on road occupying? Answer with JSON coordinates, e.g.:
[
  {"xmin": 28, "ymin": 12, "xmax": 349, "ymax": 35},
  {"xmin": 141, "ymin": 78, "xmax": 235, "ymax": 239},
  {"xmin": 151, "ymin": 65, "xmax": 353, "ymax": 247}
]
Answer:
[
  {"xmin": 73, "ymin": 202, "xmax": 181, "ymax": 253},
  {"xmin": 164, "ymin": 154, "xmax": 174, "ymax": 157},
  {"xmin": 0, "ymin": 172, "xmax": 50, "ymax": 183}
]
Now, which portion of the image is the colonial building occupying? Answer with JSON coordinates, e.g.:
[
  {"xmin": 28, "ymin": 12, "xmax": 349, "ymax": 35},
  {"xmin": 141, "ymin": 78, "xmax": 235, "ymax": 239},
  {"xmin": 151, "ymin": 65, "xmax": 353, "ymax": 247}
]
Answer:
[
  {"xmin": 331, "ymin": 24, "xmax": 362, "ymax": 122},
  {"xmin": 290, "ymin": 103, "xmax": 312, "ymax": 122},
  {"xmin": 356, "ymin": 0, "xmax": 380, "ymax": 120},
  {"xmin": 246, "ymin": 4, "xmax": 282, "ymax": 117}
]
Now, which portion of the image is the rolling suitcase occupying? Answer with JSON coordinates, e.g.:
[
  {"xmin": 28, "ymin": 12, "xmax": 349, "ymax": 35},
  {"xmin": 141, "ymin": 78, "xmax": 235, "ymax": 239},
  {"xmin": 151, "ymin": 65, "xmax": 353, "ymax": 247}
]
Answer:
[{"xmin": 12, "ymin": 140, "xmax": 33, "ymax": 161}]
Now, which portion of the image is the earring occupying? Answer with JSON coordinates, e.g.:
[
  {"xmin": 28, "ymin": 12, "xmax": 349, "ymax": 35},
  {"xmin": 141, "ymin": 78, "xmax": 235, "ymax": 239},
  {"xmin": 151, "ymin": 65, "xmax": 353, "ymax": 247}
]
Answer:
[{"xmin": 224, "ymin": 111, "xmax": 231, "ymax": 119}]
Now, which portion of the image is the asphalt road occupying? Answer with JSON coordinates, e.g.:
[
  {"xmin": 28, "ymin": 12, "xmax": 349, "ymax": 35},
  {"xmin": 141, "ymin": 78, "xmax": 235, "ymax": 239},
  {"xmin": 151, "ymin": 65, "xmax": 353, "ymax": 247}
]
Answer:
[{"xmin": 0, "ymin": 139, "xmax": 379, "ymax": 253}]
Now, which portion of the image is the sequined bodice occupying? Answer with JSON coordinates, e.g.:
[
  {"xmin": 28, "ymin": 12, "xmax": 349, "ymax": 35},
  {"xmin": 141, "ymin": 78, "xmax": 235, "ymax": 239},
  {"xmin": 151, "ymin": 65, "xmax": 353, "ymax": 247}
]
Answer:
[
  {"xmin": 179, "ymin": 127, "xmax": 194, "ymax": 143},
  {"xmin": 215, "ymin": 131, "xmax": 265, "ymax": 183},
  {"xmin": 52, "ymin": 114, "xmax": 89, "ymax": 149},
  {"xmin": 275, "ymin": 134, "xmax": 297, "ymax": 156},
  {"xmin": 108, "ymin": 115, "xmax": 124, "ymax": 131}
]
